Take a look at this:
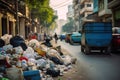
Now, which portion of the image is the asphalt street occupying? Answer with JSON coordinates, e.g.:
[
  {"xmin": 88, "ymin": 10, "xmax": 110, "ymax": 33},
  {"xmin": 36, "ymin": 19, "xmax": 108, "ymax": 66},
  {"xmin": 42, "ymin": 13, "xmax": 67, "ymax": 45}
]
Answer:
[{"xmin": 57, "ymin": 40, "xmax": 120, "ymax": 80}]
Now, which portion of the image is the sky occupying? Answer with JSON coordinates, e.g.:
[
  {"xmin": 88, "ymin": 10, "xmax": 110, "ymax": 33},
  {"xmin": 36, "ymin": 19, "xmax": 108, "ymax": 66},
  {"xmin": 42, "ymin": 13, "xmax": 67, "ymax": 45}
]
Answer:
[{"xmin": 50, "ymin": 0, "xmax": 72, "ymax": 20}]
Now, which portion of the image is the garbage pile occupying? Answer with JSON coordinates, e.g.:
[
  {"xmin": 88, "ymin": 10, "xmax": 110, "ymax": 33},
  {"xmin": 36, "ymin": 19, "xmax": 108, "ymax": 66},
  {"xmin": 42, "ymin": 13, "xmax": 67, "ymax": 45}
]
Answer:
[{"xmin": 0, "ymin": 34, "xmax": 76, "ymax": 80}]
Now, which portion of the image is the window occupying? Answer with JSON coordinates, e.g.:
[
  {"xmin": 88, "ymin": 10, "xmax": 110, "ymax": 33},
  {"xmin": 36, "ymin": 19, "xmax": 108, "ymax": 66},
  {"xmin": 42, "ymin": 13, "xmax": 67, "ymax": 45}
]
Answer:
[
  {"xmin": 99, "ymin": 0, "xmax": 104, "ymax": 11},
  {"xmin": 87, "ymin": 4, "xmax": 91, "ymax": 7}
]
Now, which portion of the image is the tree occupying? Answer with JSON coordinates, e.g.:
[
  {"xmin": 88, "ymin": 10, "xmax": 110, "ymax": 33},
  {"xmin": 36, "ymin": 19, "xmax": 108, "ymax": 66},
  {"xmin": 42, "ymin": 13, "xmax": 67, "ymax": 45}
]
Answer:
[
  {"xmin": 62, "ymin": 18, "xmax": 74, "ymax": 33},
  {"xmin": 25, "ymin": 0, "xmax": 56, "ymax": 28}
]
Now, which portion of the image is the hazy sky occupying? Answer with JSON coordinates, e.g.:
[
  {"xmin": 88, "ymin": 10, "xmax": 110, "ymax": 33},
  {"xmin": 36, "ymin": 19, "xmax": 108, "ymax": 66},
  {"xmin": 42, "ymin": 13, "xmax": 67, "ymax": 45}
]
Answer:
[{"xmin": 50, "ymin": 0, "xmax": 72, "ymax": 20}]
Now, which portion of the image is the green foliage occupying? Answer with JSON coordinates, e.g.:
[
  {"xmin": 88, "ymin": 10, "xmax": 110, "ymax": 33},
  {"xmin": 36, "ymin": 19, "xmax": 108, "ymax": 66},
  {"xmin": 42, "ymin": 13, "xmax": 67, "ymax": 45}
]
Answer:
[
  {"xmin": 25, "ymin": 0, "xmax": 56, "ymax": 27},
  {"xmin": 62, "ymin": 18, "xmax": 74, "ymax": 33}
]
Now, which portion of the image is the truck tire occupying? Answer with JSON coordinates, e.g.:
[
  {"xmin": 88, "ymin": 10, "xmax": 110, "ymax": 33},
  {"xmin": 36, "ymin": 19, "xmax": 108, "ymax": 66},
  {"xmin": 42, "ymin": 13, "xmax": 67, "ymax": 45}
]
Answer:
[
  {"xmin": 105, "ymin": 46, "xmax": 111, "ymax": 54},
  {"xmin": 85, "ymin": 45, "xmax": 90, "ymax": 55}
]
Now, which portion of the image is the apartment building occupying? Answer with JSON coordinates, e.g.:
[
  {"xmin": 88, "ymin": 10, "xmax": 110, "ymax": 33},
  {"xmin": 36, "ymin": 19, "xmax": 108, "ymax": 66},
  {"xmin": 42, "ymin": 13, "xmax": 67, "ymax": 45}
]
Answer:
[
  {"xmin": 108, "ymin": 0, "xmax": 120, "ymax": 27},
  {"xmin": 0, "ymin": 0, "xmax": 31, "ymax": 39},
  {"xmin": 0, "ymin": 0, "xmax": 16, "ymax": 36},
  {"xmin": 67, "ymin": 5, "xmax": 74, "ymax": 20},
  {"xmin": 98, "ymin": 0, "xmax": 112, "ymax": 22},
  {"xmin": 79, "ymin": 0, "xmax": 93, "ymax": 28},
  {"xmin": 73, "ymin": 0, "xmax": 80, "ymax": 31}
]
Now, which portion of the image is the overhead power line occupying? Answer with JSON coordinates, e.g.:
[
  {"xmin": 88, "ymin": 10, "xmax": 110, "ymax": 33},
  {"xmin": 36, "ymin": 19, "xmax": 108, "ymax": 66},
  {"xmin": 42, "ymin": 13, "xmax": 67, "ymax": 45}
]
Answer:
[
  {"xmin": 53, "ymin": 2, "xmax": 72, "ymax": 9},
  {"xmin": 51, "ymin": 0, "xmax": 70, "ymax": 7},
  {"xmin": 51, "ymin": 0, "xmax": 72, "ymax": 8}
]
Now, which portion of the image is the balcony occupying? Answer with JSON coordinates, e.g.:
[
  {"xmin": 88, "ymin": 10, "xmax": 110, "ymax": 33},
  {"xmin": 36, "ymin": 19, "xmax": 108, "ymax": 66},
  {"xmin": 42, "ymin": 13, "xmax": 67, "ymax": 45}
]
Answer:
[
  {"xmin": 80, "ymin": 0, "xmax": 92, "ymax": 4},
  {"xmin": 81, "ymin": 17, "xmax": 94, "ymax": 25},
  {"xmin": 108, "ymin": 0, "xmax": 120, "ymax": 8},
  {"xmin": 80, "ymin": 7, "xmax": 93, "ymax": 15},
  {"xmin": 0, "ymin": 0, "xmax": 16, "ymax": 14},
  {"xmin": 99, "ymin": 8, "xmax": 112, "ymax": 17}
]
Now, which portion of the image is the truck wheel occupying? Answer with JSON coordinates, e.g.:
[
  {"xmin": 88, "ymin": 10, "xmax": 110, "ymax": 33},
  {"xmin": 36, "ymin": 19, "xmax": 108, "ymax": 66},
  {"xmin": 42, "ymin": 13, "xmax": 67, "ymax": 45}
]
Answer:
[
  {"xmin": 85, "ymin": 46, "xmax": 90, "ymax": 55},
  {"xmin": 105, "ymin": 46, "xmax": 111, "ymax": 54},
  {"xmin": 100, "ymin": 49, "xmax": 103, "ymax": 53}
]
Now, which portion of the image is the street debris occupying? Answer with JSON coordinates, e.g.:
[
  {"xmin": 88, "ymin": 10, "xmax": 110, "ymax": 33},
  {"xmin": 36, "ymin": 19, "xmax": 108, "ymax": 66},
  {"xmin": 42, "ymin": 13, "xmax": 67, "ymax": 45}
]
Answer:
[{"xmin": 0, "ymin": 34, "xmax": 77, "ymax": 80}]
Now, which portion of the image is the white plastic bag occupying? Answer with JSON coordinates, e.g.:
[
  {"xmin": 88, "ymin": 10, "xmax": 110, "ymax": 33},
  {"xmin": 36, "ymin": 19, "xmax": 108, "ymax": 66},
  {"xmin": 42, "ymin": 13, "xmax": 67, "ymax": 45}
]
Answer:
[
  {"xmin": 14, "ymin": 46, "xmax": 23, "ymax": 54},
  {"xmin": 23, "ymin": 47, "xmax": 35, "ymax": 59}
]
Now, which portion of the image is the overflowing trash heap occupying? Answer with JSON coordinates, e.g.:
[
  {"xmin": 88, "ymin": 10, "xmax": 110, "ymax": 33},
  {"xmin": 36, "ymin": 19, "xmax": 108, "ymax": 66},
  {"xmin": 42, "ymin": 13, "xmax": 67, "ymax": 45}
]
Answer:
[{"xmin": 0, "ymin": 34, "xmax": 76, "ymax": 80}]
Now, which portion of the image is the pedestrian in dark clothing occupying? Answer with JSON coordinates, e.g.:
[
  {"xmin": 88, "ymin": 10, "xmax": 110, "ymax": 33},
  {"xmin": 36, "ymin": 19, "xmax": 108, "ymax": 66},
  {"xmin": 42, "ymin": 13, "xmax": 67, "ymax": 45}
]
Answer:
[
  {"xmin": 44, "ymin": 33, "xmax": 47, "ymax": 40},
  {"xmin": 54, "ymin": 33, "xmax": 58, "ymax": 43}
]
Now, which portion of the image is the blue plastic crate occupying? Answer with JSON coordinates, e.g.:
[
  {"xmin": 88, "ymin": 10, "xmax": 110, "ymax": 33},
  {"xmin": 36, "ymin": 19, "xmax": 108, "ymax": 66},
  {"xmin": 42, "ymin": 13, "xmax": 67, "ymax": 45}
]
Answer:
[{"xmin": 23, "ymin": 70, "xmax": 41, "ymax": 80}]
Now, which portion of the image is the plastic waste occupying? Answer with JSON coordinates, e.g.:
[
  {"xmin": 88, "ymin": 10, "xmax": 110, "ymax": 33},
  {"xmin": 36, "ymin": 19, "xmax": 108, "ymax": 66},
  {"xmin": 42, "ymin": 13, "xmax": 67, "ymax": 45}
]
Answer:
[
  {"xmin": 28, "ymin": 39, "xmax": 40, "ymax": 49},
  {"xmin": 14, "ymin": 46, "xmax": 23, "ymax": 54},
  {"xmin": 3, "ymin": 44, "xmax": 13, "ymax": 51},
  {"xmin": 34, "ymin": 48, "xmax": 46, "ymax": 57},
  {"xmin": 1, "ymin": 34, "xmax": 12, "ymax": 45},
  {"xmin": 23, "ymin": 47, "xmax": 35, "ymax": 59},
  {"xmin": 36, "ymin": 58, "xmax": 47, "ymax": 68}
]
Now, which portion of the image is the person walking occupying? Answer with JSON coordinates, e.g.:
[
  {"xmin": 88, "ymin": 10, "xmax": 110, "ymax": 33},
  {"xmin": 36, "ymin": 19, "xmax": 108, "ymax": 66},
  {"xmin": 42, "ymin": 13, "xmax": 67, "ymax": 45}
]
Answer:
[
  {"xmin": 44, "ymin": 32, "xmax": 47, "ymax": 40},
  {"xmin": 54, "ymin": 33, "xmax": 58, "ymax": 43}
]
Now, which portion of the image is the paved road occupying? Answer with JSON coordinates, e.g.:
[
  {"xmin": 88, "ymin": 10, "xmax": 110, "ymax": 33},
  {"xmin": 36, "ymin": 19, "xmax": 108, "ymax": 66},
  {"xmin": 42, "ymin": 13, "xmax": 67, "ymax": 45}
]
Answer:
[{"xmin": 58, "ymin": 40, "xmax": 120, "ymax": 80}]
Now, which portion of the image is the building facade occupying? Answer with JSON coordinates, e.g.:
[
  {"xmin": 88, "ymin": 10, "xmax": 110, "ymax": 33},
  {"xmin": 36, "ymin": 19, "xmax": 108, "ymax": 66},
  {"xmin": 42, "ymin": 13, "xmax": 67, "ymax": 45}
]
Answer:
[
  {"xmin": 0, "ymin": 0, "xmax": 31, "ymax": 39},
  {"xmin": 79, "ymin": 0, "xmax": 93, "ymax": 28},
  {"xmin": 98, "ymin": 0, "xmax": 112, "ymax": 22},
  {"xmin": 0, "ymin": 0, "xmax": 16, "ymax": 37},
  {"xmin": 73, "ymin": 0, "xmax": 80, "ymax": 31},
  {"xmin": 108, "ymin": 0, "xmax": 120, "ymax": 27},
  {"xmin": 67, "ymin": 5, "xmax": 74, "ymax": 19}
]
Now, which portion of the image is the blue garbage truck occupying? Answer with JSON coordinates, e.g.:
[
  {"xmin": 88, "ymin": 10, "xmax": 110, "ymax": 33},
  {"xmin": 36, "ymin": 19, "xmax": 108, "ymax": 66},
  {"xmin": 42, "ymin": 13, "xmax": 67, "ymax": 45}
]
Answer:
[{"xmin": 81, "ymin": 22, "xmax": 112, "ymax": 54}]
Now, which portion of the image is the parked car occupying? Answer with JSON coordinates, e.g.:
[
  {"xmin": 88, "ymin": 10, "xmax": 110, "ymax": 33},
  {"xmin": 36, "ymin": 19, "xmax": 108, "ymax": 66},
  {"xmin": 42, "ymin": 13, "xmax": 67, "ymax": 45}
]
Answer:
[
  {"xmin": 65, "ymin": 33, "xmax": 72, "ymax": 43},
  {"xmin": 59, "ymin": 34, "xmax": 66, "ymax": 41},
  {"xmin": 111, "ymin": 27, "xmax": 120, "ymax": 52},
  {"xmin": 70, "ymin": 32, "xmax": 81, "ymax": 45}
]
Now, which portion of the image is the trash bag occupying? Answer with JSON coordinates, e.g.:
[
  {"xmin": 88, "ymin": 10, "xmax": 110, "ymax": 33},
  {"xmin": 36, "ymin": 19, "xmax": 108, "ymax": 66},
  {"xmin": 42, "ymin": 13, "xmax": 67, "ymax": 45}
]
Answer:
[
  {"xmin": 23, "ymin": 47, "xmax": 35, "ymax": 59},
  {"xmin": 34, "ymin": 48, "xmax": 46, "ymax": 57},
  {"xmin": 14, "ymin": 46, "xmax": 23, "ymax": 54},
  {"xmin": 41, "ymin": 37, "xmax": 52, "ymax": 47},
  {"xmin": 47, "ymin": 49, "xmax": 63, "ymax": 63},
  {"xmin": 10, "ymin": 36, "xmax": 24, "ymax": 47},
  {"xmin": 28, "ymin": 39, "xmax": 40, "ymax": 49},
  {"xmin": 62, "ymin": 55, "xmax": 72, "ymax": 65},
  {"xmin": 0, "ymin": 48, "xmax": 6, "ymax": 55},
  {"xmin": 43, "ymin": 42, "xmax": 53, "ymax": 47},
  {"xmin": 3, "ymin": 44, "xmax": 13, "ymax": 51},
  {"xmin": 46, "ymin": 68, "xmax": 60, "ymax": 77},
  {"xmin": 36, "ymin": 59, "xmax": 47, "ymax": 68},
  {"xmin": 20, "ymin": 42, "xmax": 28, "ymax": 51},
  {"xmin": 0, "ymin": 39, "xmax": 5, "ymax": 47},
  {"xmin": 1, "ymin": 34, "xmax": 12, "ymax": 45},
  {"xmin": 50, "ymin": 57, "xmax": 64, "ymax": 65}
]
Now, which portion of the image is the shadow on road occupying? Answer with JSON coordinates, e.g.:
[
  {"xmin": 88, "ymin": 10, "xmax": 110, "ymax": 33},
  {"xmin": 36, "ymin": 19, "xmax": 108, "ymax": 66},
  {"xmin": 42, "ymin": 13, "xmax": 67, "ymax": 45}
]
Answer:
[
  {"xmin": 69, "ymin": 43, "xmax": 81, "ymax": 46},
  {"xmin": 81, "ymin": 51, "xmax": 112, "ymax": 58}
]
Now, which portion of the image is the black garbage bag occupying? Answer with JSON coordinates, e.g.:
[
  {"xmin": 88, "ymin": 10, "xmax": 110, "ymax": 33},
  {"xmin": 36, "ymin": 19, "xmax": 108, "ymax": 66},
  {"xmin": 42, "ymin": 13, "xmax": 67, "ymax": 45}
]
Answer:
[
  {"xmin": 10, "ymin": 36, "xmax": 24, "ymax": 47},
  {"xmin": 20, "ymin": 42, "xmax": 28, "ymax": 51},
  {"xmin": 46, "ymin": 68, "xmax": 60, "ymax": 77},
  {"xmin": 41, "ymin": 38, "xmax": 53, "ymax": 47},
  {"xmin": 0, "ymin": 39, "xmax": 5, "ymax": 47},
  {"xmin": 50, "ymin": 57, "xmax": 64, "ymax": 65}
]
